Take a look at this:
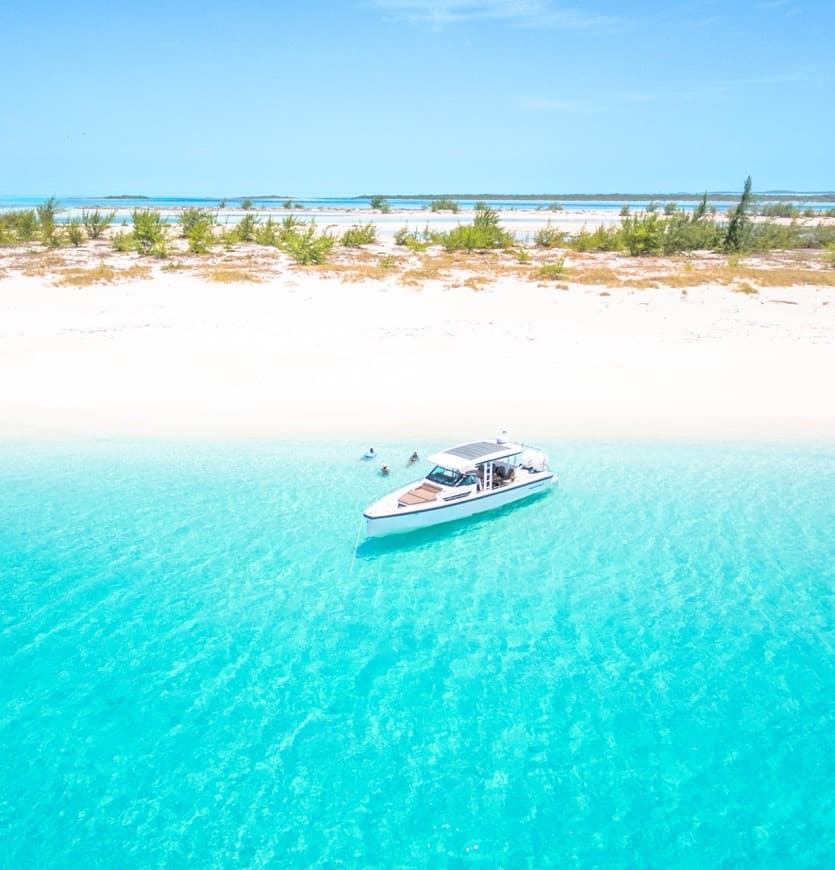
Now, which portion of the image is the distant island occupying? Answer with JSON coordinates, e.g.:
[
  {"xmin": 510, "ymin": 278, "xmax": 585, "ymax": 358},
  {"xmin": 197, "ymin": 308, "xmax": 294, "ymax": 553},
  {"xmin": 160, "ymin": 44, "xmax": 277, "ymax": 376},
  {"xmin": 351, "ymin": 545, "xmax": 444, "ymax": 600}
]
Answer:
[
  {"xmin": 104, "ymin": 194, "xmax": 150, "ymax": 200},
  {"xmin": 360, "ymin": 192, "xmax": 835, "ymax": 203}
]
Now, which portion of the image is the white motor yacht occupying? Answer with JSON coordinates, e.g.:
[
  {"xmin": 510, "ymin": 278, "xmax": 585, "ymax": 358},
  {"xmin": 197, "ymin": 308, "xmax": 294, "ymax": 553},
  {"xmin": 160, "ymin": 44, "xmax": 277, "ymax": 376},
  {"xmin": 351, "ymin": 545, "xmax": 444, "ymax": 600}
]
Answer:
[{"xmin": 363, "ymin": 438, "xmax": 556, "ymax": 537}]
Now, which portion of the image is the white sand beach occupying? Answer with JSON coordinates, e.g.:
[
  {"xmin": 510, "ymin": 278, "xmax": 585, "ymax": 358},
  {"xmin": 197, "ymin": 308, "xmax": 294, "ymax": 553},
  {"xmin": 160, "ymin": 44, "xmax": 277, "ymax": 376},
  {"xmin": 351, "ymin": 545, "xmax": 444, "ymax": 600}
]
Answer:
[{"xmin": 2, "ymin": 232, "xmax": 833, "ymax": 442}]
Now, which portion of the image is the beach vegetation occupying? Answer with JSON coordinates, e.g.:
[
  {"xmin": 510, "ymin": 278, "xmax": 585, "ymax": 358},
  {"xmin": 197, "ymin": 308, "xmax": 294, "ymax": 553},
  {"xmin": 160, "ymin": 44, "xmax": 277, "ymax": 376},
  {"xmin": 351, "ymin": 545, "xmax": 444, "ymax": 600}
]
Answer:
[
  {"xmin": 185, "ymin": 220, "xmax": 215, "ymax": 254},
  {"xmin": 547, "ymin": 202, "xmax": 564, "ymax": 211},
  {"xmin": 282, "ymin": 199, "xmax": 295, "ymax": 209},
  {"xmin": 200, "ymin": 267, "xmax": 263, "ymax": 283},
  {"xmin": 661, "ymin": 207, "xmax": 723, "ymax": 253},
  {"xmin": 281, "ymin": 215, "xmax": 305, "ymax": 234},
  {"xmin": 394, "ymin": 226, "xmax": 430, "ymax": 251},
  {"xmin": 515, "ymin": 248, "xmax": 531, "ymax": 263},
  {"xmin": 341, "ymin": 223, "xmax": 377, "ymax": 247},
  {"xmin": 81, "ymin": 209, "xmax": 116, "ymax": 239},
  {"xmin": 66, "ymin": 219, "xmax": 85, "ymax": 247},
  {"xmin": 37, "ymin": 197, "xmax": 60, "ymax": 246},
  {"xmin": 619, "ymin": 212, "xmax": 665, "ymax": 255},
  {"xmin": 255, "ymin": 218, "xmax": 279, "ymax": 246},
  {"xmin": 378, "ymin": 254, "xmax": 398, "ymax": 269},
  {"xmin": 131, "ymin": 209, "xmax": 168, "ymax": 256},
  {"xmin": 433, "ymin": 202, "xmax": 514, "ymax": 252},
  {"xmin": 567, "ymin": 223, "xmax": 620, "ymax": 252},
  {"xmin": 534, "ymin": 222, "xmax": 567, "ymax": 248},
  {"xmin": 430, "ymin": 198, "xmax": 459, "ymax": 213},
  {"xmin": 619, "ymin": 204, "xmax": 631, "ymax": 217},
  {"xmin": 178, "ymin": 207, "xmax": 215, "ymax": 237},
  {"xmin": 538, "ymin": 259, "xmax": 567, "ymax": 280},
  {"xmin": 241, "ymin": 198, "xmax": 254, "ymax": 210},
  {"xmin": 234, "ymin": 213, "xmax": 260, "ymax": 242},
  {"xmin": 0, "ymin": 209, "xmax": 37, "ymax": 244},
  {"xmin": 281, "ymin": 223, "xmax": 335, "ymax": 265},
  {"xmin": 663, "ymin": 202, "xmax": 677, "ymax": 215},
  {"xmin": 218, "ymin": 198, "xmax": 227, "ymax": 208},
  {"xmin": 725, "ymin": 175, "xmax": 753, "ymax": 252},
  {"xmin": 646, "ymin": 200, "xmax": 659, "ymax": 213},
  {"xmin": 111, "ymin": 230, "xmax": 135, "ymax": 252},
  {"xmin": 759, "ymin": 202, "xmax": 801, "ymax": 218},
  {"xmin": 370, "ymin": 196, "xmax": 391, "ymax": 213}
]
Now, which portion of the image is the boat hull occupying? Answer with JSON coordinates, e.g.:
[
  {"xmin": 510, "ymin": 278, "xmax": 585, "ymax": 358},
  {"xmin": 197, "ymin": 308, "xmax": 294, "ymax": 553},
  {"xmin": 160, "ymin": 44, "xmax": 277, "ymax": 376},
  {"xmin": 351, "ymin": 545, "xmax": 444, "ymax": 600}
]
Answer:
[{"xmin": 363, "ymin": 473, "xmax": 555, "ymax": 537}]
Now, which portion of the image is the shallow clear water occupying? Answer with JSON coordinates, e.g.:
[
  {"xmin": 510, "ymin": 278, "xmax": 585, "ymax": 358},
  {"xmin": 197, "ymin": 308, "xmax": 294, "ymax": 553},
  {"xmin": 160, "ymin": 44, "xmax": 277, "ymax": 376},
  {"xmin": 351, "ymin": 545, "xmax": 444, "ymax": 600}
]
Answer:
[{"xmin": 1, "ymin": 439, "xmax": 833, "ymax": 865}]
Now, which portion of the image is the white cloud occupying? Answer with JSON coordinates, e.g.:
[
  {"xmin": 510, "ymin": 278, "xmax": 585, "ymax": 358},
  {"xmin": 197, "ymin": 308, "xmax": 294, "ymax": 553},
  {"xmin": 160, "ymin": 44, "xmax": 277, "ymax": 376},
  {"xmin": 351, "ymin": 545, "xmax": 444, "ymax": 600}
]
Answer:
[{"xmin": 369, "ymin": 1, "xmax": 616, "ymax": 29}]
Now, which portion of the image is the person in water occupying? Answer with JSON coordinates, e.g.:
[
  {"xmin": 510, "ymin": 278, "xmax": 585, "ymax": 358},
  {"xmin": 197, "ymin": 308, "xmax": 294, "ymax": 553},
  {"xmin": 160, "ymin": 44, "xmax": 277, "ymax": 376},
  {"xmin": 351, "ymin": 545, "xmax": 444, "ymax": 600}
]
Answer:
[
  {"xmin": 365, "ymin": 447, "xmax": 376, "ymax": 459},
  {"xmin": 380, "ymin": 465, "xmax": 390, "ymax": 476},
  {"xmin": 408, "ymin": 451, "xmax": 419, "ymax": 464}
]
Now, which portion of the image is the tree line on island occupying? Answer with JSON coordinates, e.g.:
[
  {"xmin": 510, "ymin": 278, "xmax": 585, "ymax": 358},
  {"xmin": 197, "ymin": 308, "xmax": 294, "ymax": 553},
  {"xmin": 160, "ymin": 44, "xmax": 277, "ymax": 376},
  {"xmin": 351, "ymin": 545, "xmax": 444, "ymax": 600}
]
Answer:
[{"xmin": 1, "ymin": 179, "xmax": 834, "ymax": 264}]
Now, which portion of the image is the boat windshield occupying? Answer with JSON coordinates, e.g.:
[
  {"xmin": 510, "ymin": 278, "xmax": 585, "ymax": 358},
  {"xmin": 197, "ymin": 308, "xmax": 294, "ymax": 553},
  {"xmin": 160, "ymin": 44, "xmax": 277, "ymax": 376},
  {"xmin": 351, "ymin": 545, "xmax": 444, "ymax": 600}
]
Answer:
[{"xmin": 426, "ymin": 465, "xmax": 461, "ymax": 486}]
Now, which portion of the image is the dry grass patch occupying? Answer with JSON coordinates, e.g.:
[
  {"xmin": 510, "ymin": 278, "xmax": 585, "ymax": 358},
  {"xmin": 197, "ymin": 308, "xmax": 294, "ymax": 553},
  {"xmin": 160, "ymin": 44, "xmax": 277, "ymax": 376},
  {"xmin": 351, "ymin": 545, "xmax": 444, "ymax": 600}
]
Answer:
[
  {"xmin": 54, "ymin": 263, "xmax": 151, "ymax": 286},
  {"xmin": 446, "ymin": 274, "xmax": 494, "ymax": 291},
  {"xmin": 569, "ymin": 266, "xmax": 623, "ymax": 287},
  {"xmin": 312, "ymin": 262, "xmax": 398, "ymax": 283},
  {"xmin": 199, "ymin": 266, "xmax": 263, "ymax": 283}
]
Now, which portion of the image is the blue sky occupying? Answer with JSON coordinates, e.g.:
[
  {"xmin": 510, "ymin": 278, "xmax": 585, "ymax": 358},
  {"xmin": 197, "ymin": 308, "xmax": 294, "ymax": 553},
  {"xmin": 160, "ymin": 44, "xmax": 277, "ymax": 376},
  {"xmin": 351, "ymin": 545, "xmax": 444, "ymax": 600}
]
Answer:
[{"xmin": 1, "ymin": 0, "xmax": 832, "ymax": 195}]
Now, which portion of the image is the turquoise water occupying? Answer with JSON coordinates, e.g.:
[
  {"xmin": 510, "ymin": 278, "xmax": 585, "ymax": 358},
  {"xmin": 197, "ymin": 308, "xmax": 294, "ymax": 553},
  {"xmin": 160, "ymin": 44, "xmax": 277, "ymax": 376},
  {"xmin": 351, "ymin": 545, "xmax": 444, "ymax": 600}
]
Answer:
[
  {"xmin": 1, "ymin": 439, "xmax": 833, "ymax": 866},
  {"xmin": 5, "ymin": 194, "xmax": 829, "ymax": 215}
]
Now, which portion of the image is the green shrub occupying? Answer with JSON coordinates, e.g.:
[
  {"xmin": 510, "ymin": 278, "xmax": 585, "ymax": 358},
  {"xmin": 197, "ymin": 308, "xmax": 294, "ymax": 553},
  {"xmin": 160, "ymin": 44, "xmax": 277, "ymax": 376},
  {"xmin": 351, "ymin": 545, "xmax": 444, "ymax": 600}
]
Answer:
[
  {"xmin": 663, "ymin": 202, "xmax": 677, "ymax": 216},
  {"xmin": 185, "ymin": 219, "xmax": 214, "ymax": 254},
  {"xmin": 394, "ymin": 226, "xmax": 430, "ymax": 251},
  {"xmin": 567, "ymin": 223, "xmax": 620, "ymax": 252},
  {"xmin": 538, "ymin": 259, "xmax": 566, "ymax": 280},
  {"xmin": 619, "ymin": 212, "xmax": 664, "ymax": 255},
  {"xmin": 37, "ymin": 197, "xmax": 60, "ymax": 246},
  {"xmin": 342, "ymin": 223, "xmax": 377, "ymax": 247},
  {"xmin": 725, "ymin": 175, "xmax": 754, "ymax": 252},
  {"xmin": 131, "ymin": 209, "xmax": 166, "ymax": 255},
  {"xmin": 369, "ymin": 195, "xmax": 391, "ymax": 212},
  {"xmin": 759, "ymin": 202, "xmax": 800, "ymax": 218},
  {"xmin": 662, "ymin": 209, "xmax": 722, "ymax": 254},
  {"xmin": 378, "ymin": 254, "xmax": 397, "ymax": 269},
  {"xmin": 430, "ymin": 198, "xmax": 459, "ymax": 213},
  {"xmin": 66, "ymin": 218, "xmax": 85, "ymax": 247},
  {"xmin": 281, "ymin": 224, "xmax": 335, "ymax": 264},
  {"xmin": 178, "ymin": 207, "xmax": 215, "ymax": 237},
  {"xmin": 282, "ymin": 199, "xmax": 295, "ymax": 209},
  {"xmin": 255, "ymin": 218, "xmax": 279, "ymax": 246},
  {"xmin": 534, "ymin": 222, "xmax": 566, "ymax": 248},
  {"xmin": 112, "ymin": 230, "xmax": 135, "ymax": 252},
  {"xmin": 395, "ymin": 226, "xmax": 418, "ymax": 245},
  {"xmin": 241, "ymin": 198, "xmax": 254, "ymax": 210},
  {"xmin": 0, "ymin": 209, "xmax": 38, "ymax": 243},
  {"xmin": 235, "ymin": 213, "xmax": 260, "ymax": 242},
  {"xmin": 435, "ymin": 202, "xmax": 514, "ymax": 251},
  {"xmin": 82, "ymin": 209, "xmax": 115, "ymax": 239},
  {"xmin": 646, "ymin": 200, "xmax": 659, "ymax": 214},
  {"xmin": 280, "ymin": 214, "xmax": 305, "ymax": 235},
  {"xmin": 619, "ymin": 204, "xmax": 631, "ymax": 217}
]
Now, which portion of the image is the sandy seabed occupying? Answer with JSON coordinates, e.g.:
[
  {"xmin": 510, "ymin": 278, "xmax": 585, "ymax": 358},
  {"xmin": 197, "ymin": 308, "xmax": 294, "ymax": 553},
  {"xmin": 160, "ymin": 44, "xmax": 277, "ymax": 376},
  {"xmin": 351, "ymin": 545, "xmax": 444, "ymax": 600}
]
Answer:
[{"xmin": 1, "ymin": 224, "xmax": 833, "ymax": 443}]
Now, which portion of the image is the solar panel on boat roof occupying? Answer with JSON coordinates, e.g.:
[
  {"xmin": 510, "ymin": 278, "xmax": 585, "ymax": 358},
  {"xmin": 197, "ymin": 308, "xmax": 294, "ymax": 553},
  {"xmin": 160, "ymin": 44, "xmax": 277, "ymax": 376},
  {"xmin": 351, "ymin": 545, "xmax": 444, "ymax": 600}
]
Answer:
[{"xmin": 445, "ymin": 441, "xmax": 505, "ymax": 460}]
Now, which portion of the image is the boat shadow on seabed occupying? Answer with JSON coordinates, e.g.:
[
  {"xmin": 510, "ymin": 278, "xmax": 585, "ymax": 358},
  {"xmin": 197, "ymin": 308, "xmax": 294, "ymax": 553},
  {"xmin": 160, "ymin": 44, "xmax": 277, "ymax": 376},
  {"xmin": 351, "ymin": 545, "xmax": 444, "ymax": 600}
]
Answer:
[{"xmin": 353, "ymin": 490, "xmax": 553, "ymax": 560}]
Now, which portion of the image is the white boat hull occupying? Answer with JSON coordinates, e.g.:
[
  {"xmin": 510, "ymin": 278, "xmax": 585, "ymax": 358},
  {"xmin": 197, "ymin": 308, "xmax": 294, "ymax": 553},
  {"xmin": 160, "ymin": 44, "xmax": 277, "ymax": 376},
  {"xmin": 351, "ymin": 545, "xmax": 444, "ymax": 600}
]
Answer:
[{"xmin": 364, "ymin": 473, "xmax": 555, "ymax": 537}]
